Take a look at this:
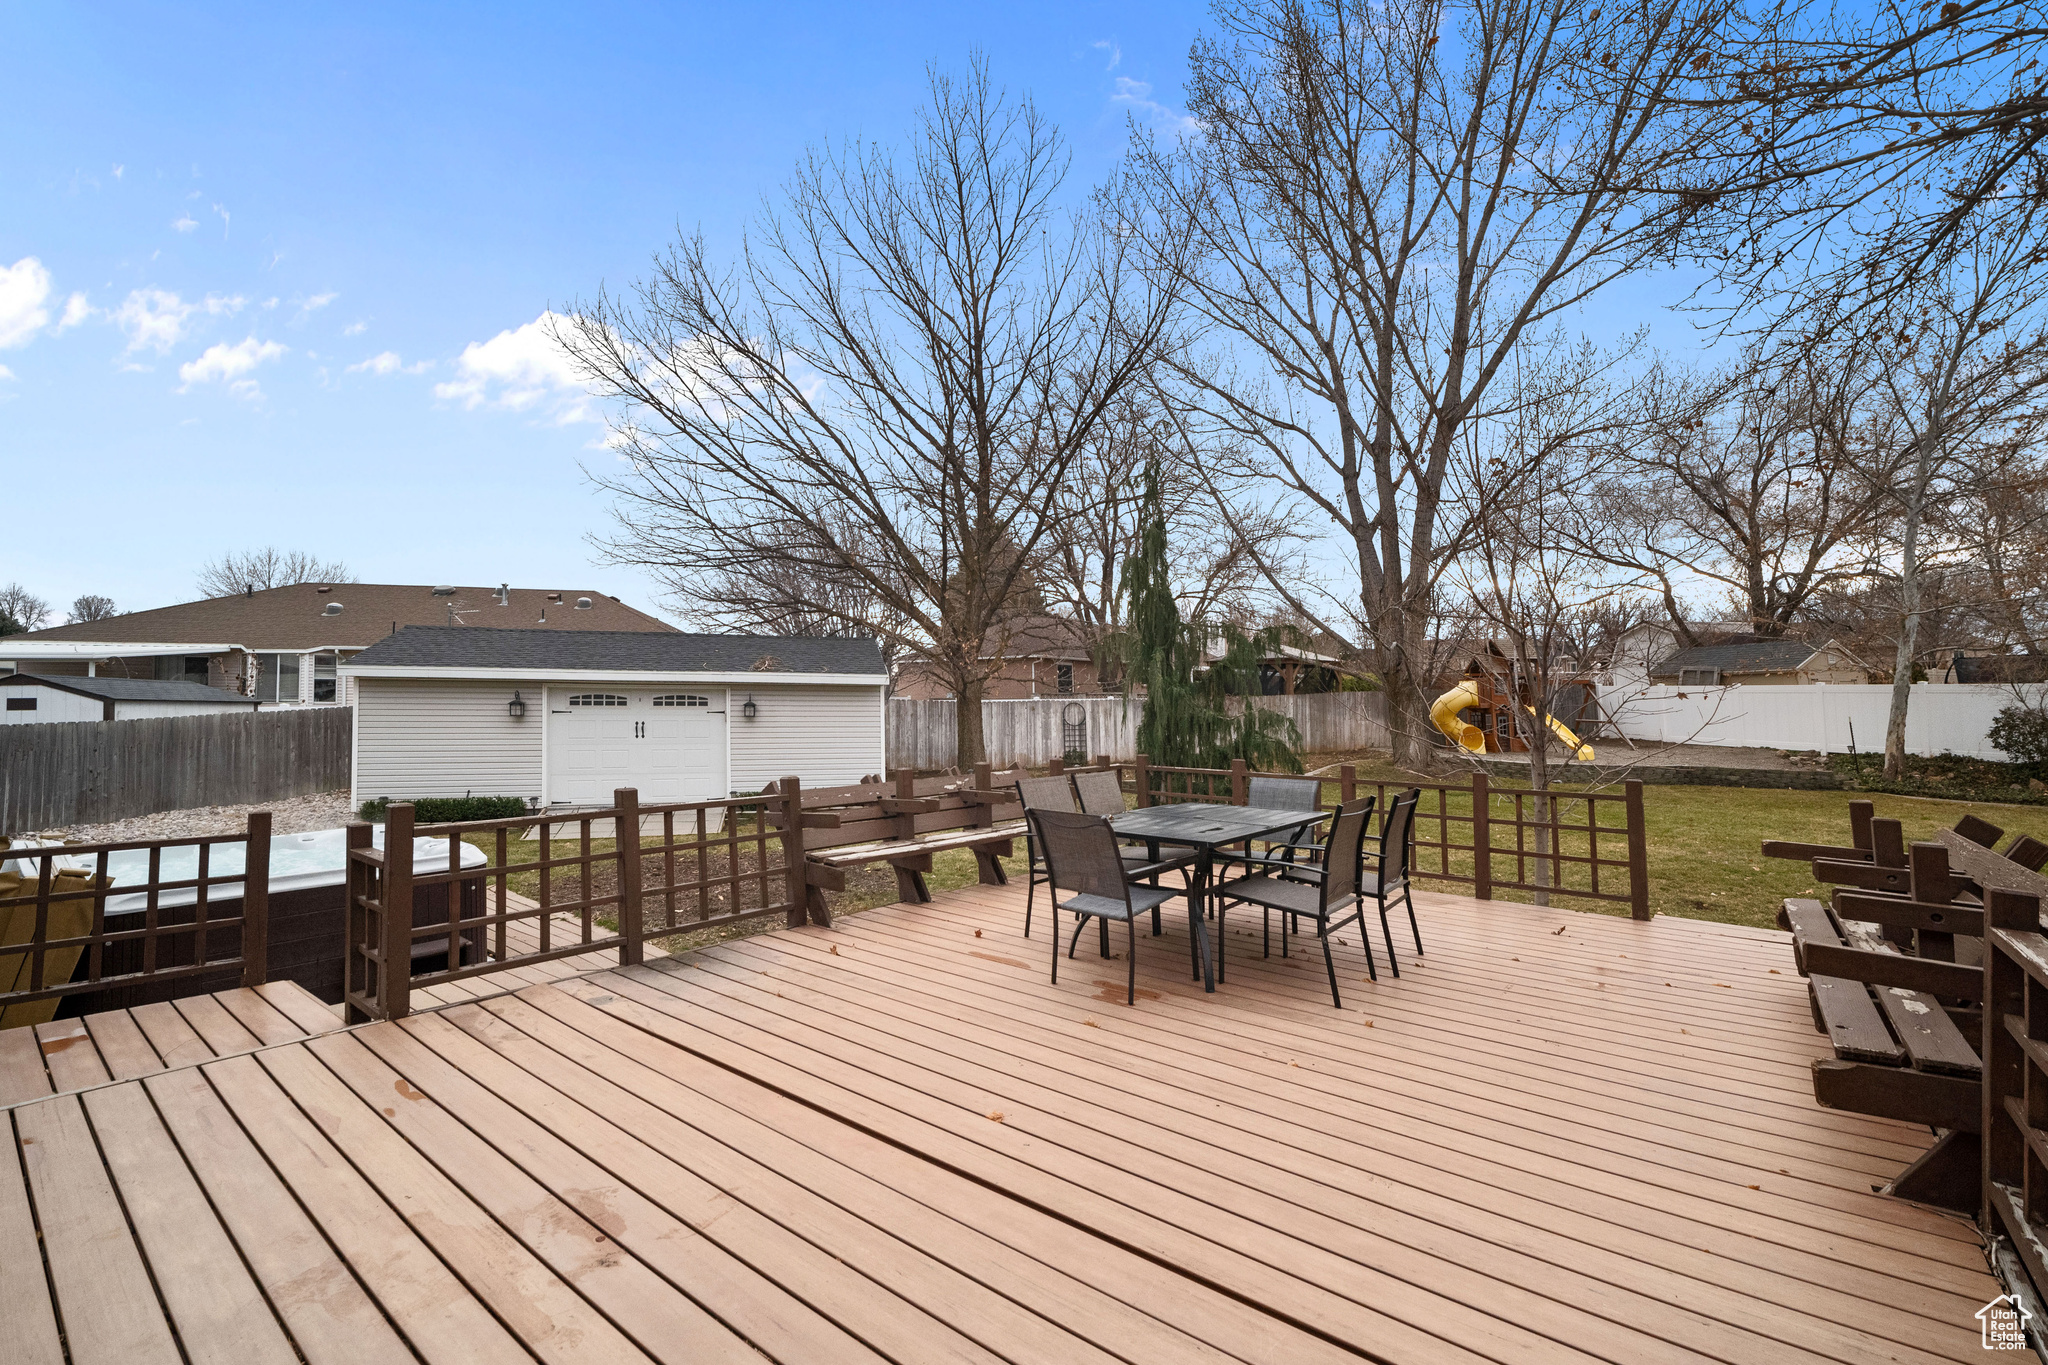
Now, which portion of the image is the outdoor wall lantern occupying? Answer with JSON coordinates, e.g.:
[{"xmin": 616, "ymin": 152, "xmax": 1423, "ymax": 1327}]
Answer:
[
  {"xmin": 742, "ymin": 694, "xmax": 758, "ymax": 721},
  {"xmin": 508, "ymin": 690, "xmax": 527, "ymax": 720}
]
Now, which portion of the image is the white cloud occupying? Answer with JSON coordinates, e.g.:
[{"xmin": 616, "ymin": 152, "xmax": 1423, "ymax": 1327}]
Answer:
[
  {"xmin": 0, "ymin": 258, "xmax": 53, "ymax": 348},
  {"xmin": 343, "ymin": 320, "xmax": 366, "ymax": 336},
  {"xmin": 1093, "ymin": 39, "xmax": 1121, "ymax": 70},
  {"xmin": 56, "ymin": 292, "xmax": 91, "ymax": 332},
  {"xmin": 115, "ymin": 288, "xmax": 193, "ymax": 353},
  {"xmin": 212, "ymin": 203, "xmax": 230, "ymax": 238},
  {"xmin": 347, "ymin": 349, "xmax": 429, "ymax": 376},
  {"xmin": 177, "ymin": 336, "xmax": 286, "ymax": 398},
  {"xmin": 302, "ymin": 291, "xmax": 337, "ymax": 312},
  {"xmin": 203, "ymin": 293, "xmax": 246, "ymax": 316},
  {"xmin": 112, "ymin": 164, "xmax": 124, "ymax": 180},
  {"xmin": 172, "ymin": 214, "xmax": 198, "ymax": 233},
  {"xmin": 435, "ymin": 312, "xmax": 594, "ymax": 421},
  {"xmin": 0, "ymin": 364, "xmax": 15, "ymax": 381},
  {"xmin": 1111, "ymin": 77, "xmax": 1200, "ymax": 136}
]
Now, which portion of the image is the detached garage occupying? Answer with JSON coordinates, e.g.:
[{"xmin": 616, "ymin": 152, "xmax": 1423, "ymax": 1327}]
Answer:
[
  {"xmin": 340, "ymin": 626, "xmax": 887, "ymax": 808},
  {"xmin": 0, "ymin": 674, "xmax": 259, "ymax": 723}
]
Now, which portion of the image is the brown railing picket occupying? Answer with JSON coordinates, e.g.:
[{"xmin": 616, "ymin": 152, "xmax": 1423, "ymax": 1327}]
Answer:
[
  {"xmin": 1624, "ymin": 779, "xmax": 1650, "ymax": 920},
  {"xmin": 1471, "ymin": 773, "xmax": 1492, "ymax": 901},
  {"xmin": 241, "ymin": 811, "xmax": 271, "ymax": 987},
  {"xmin": 615, "ymin": 788, "xmax": 643, "ymax": 966},
  {"xmin": 381, "ymin": 803, "xmax": 414, "ymax": 1022},
  {"xmin": 780, "ymin": 776, "xmax": 811, "ymax": 928}
]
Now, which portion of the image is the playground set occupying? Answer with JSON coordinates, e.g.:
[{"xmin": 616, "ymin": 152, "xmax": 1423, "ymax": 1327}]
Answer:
[{"xmin": 1429, "ymin": 664, "xmax": 1597, "ymax": 759}]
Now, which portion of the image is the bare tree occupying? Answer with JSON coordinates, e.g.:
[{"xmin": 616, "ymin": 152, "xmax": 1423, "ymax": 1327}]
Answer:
[
  {"xmin": 196, "ymin": 548, "xmax": 356, "ymax": 598},
  {"xmin": 0, "ymin": 583, "xmax": 49, "ymax": 635},
  {"xmin": 1837, "ymin": 221, "xmax": 2048, "ymax": 776},
  {"xmin": 564, "ymin": 60, "xmax": 1181, "ymax": 766},
  {"xmin": 64, "ymin": 595, "xmax": 120, "ymax": 624},
  {"xmin": 1128, "ymin": 0, "xmax": 1743, "ymax": 770},
  {"xmin": 1581, "ymin": 348, "xmax": 1894, "ymax": 640}
]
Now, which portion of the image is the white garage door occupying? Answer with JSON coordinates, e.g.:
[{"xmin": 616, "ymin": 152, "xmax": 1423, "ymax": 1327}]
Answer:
[{"xmin": 545, "ymin": 688, "xmax": 727, "ymax": 807}]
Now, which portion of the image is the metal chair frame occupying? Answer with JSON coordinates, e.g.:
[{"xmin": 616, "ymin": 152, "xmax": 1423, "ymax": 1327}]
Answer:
[
  {"xmin": 1211, "ymin": 799, "xmax": 1377, "ymax": 1007},
  {"xmin": 1016, "ymin": 775, "xmax": 1078, "ymax": 939},
  {"xmin": 1030, "ymin": 808, "xmax": 1180, "ymax": 1006}
]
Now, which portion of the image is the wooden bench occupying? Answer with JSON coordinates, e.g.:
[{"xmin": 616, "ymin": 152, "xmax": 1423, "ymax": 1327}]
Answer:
[
  {"xmin": 1781, "ymin": 891, "xmax": 1985, "ymax": 1209},
  {"xmin": 763, "ymin": 765, "xmax": 1035, "ymax": 921}
]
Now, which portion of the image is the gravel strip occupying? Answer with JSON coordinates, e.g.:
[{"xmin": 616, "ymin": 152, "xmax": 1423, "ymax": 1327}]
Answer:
[{"xmin": 18, "ymin": 790, "xmax": 357, "ymax": 845}]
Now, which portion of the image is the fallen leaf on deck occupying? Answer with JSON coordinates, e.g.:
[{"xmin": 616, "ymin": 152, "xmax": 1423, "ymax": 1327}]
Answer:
[
  {"xmin": 1553, "ymin": 925, "xmax": 1568, "ymax": 935},
  {"xmin": 1082, "ymin": 1018, "xmax": 1099, "ymax": 1028},
  {"xmin": 1746, "ymin": 1184, "xmax": 1760, "ymax": 1191},
  {"xmin": 1713, "ymin": 982, "xmax": 1730, "ymax": 988},
  {"xmin": 974, "ymin": 929, "xmax": 983, "ymax": 938},
  {"xmin": 829, "ymin": 945, "xmax": 840, "ymax": 955},
  {"xmin": 1362, "ymin": 1019, "xmax": 1374, "ymax": 1027},
  {"xmin": 986, "ymin": 1111, "xmax": 1005, "ymax": 1122},
  {"xmin": 1768, "ymin": 969, "xmax": 1780, "ymax": 974}
]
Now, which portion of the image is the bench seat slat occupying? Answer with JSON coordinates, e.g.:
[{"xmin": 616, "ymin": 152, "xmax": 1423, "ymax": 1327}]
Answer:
[
  {"xmin": 1779, "ymin": 898, "xmax": 1839, "ymax": 977},
  {"xmin": 1872, "ymin": 985, "xmax": 1982, "ymax": 1077},
  {"xmin": 1809, "ymin": 975, "xmax": 1906, "ymax": 1066}
]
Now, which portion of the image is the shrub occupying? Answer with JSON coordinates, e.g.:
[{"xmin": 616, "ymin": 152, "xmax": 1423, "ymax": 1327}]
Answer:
[
  {"xmin": 1989, "ymin": 703, "xmax": 2048, "ymax": 768},
  {"xmin": 357, "ymin": 796, "xmax": 532, "ymax": 824}
]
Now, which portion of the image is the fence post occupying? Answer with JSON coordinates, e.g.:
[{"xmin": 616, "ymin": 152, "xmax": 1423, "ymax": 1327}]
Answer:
[
  {"xmin": 1133, "ymin": 754, "xmax": 1152, "ymax": 807},
  {"xmin": 780, "ymin": 776, "xmax": 813, "ymax": 927},
  {"xmin": 1092, "ymin": 752, "xmax": 1109, "ymax": 771},
  {"xmin": 613, "ymin": 788, "xmax": 643, "ymax": 966},
  {"xmin": 381, "ymin": 804, "xmax": 415, "ymax": 1021},
  {"xmin": 1339, "ymin": 764, "xmax": 1356, "ymax": 808},
  {"xmin": 1230, "ymin": 757, "xmax": 1248, "ymax": 805},
  {"xmin": 1470, "ymin": 773, "xmax": 1492, "ymax": 902},
  {"xmin": 1624, "ymin": 779, "xmax": 1650, "ymax": 920},
  {"xmin": 1047, "ymin": 755, "xmax": 1065, "ymax": 776},
  {"xmin": 240, "ymin": 810, "xmax": 271, "ymax": 987}
]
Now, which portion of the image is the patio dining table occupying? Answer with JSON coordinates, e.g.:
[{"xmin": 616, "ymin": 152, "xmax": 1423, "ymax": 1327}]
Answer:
[{"xmin": 1110, "ymin": 801, "xmax": 1332, "ymax": 992}]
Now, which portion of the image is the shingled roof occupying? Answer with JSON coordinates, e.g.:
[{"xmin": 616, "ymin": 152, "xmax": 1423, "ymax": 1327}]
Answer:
[
  {"xmin": 15, "ymin": 583, "xmax": 676, "ymax": 651},
  {"xmin": 1650, "ymin": 639, "xmax": 1824, "ymax": 678},
  {"xmin": 0, "ymin": 674, "xmax": 256, "ymax": 706},
  {"xmin": 343, "ymin": 626, "xmax": 888, "ymax": 677}
]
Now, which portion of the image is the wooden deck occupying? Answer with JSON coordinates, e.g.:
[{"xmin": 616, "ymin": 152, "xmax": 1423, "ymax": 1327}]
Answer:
[{"xmin": 0, "ymin": 882, "xmax": 2002, "ymax": 1363}]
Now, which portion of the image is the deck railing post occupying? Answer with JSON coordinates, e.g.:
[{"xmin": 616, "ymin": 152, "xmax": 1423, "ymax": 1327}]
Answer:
[
  {"xmin": 1624, "ymin": 779, "xmax": 1650, "ymax": 921},
  {"xmin": 1471, "ymin": 773, "xmax": 1492, "ymax": 902},
  {"xmin": 1047, "ymin": 755, "xmax": 1065, "ymax": 776},
  {"xmin": 381, "ymin": 803, "xmax": 415, "ymax": 1020},
  {"xmin": 972, "ymin": 762, "xmax": 994, "ymax": 829},
  {"xmin": 780, "ymin": 776, "xmax": 813, "ymax": 928},
  {"xmin": 1092, "ymin": 752, "xmax": 1109, "ymax": 772},
  {"xmin": 614, "ymin": 787, "xmax": 643, "ymax": 966},
  {"xmin": 1133, "ymin": 754, "xmax": 1152, "ymax": 807},
  {"xmin": 1230, "ymin": 757, "xmax": 1248, "ymax": 805},
  {"xmin": 1339, "ymin": 764, "xmax": 1356, "ymax": 809},
  {"xmin": 240, "ymin": 810, "xmax": 271, "ymax": 987}
]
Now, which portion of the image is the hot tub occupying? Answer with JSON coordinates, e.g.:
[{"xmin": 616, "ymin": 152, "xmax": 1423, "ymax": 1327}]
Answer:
[{"xmin": 7, "ymin": 828, "xmax": 491, "ymax": 1012}]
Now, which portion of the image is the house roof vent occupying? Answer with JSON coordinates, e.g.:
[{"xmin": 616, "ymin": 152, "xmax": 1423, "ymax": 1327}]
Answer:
[
  {"xmin": 431, "ymin": 585, "xmax": 456, "ymax": 597},
  {"xmin": 321, "ymin": 602, "xmax": 344, "ymax": 617},
  {"xmin": 574, "ymin": 596, "xmax": 592, "ymax": 609}
]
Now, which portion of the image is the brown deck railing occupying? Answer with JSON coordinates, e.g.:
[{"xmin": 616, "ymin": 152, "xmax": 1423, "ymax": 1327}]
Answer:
[
  {"xmin": 0, "ymin": 814, "xmax": 271, "ymax": 1019},
  {"xmin": 345, "ymin": 782, "xmax": 807, "ymax": 1023},
  {"xmin": 1108, "ymin": 755, "xmax": 1649, "ymax": 919},
  {"xmin": 1982, "ymin": 888, "xmax": 2048, "ymax": 1310}
]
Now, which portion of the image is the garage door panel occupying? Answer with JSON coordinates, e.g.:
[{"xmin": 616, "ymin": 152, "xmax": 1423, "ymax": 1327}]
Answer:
[{"xmin": 548, "ymin": 689, "xmax": 724, "ymax": 807}]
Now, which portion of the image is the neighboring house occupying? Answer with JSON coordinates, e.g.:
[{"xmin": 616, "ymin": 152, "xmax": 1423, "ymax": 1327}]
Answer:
[
  {"xmin": 1650, "ymin": 638, "xmax": 1871, "ymax": 687},
  {"xmin": 339, "ymin": 626, "xmax": 887, "ymax": 807},
  {"xmin": 0, "ymin": 583, "xmax": 674, "ymax": 707},
  {"xmin": 893, "ymin": 616, "xmax": 1105, "ymax": 700},
  {"xmin": 1940, "ymin": 651, "xmax": 2048, "ymax": 684},
  {"xmin": 0, "ymin": 674, "xmax": 258, "ymax": 724}
]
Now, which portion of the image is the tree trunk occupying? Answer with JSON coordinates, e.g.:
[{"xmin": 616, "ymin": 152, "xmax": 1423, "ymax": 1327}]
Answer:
[
  {"xmin": 1884, "ymin": 493, "xmax": 1925, "ymax": 780},
  {"xmin": 954, "ymin": 674, "xmax": 987, "ymax": 773},
  {"xmin": 1384, "ymin": 665, "xmax": 1437, "ymax": 772}
]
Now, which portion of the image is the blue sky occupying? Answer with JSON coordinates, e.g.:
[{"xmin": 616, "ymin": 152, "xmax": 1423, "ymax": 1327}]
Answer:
[{"xmin": 0, "ymin": 2, "xmax": 1203, "ymax": 622}]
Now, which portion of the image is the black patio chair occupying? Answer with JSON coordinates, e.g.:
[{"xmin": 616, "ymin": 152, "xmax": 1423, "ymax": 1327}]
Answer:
[
  {"xmin": 1217, "ymin": 774, "xmax": 1328, "ymax": 882},
  {"xmin": 1016, "ymin": 774, "xmax": 1078, "ymax": 939},
  {"xmin": 1211, "ymin": 798, "xmax": 1376, "ymax": 1007},
  {"xmin": 1072, "ymin": 770, "xmax": 1196, "ymax": 937},
  {"xmin": 1030, "ymin": 808, "xmax": 1181, "ymax": 1006},
  {"xmin": 1363, "ymin": 789, "xmax": 1423, "ymax": 973}
]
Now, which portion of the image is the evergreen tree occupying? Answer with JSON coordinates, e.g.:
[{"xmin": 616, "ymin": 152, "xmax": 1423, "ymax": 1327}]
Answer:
[{"xmin": 1123, "ymin": 461, "xmax": 1301, "ymax": 780}]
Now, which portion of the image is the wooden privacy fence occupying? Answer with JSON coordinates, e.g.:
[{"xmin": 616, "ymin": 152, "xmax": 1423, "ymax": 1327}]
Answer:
[
  {"xmin": 887, "ymin": 692, "xmax": 1389, "ymax": 769},
  {"xmin": 0, "ymin": 706, "xmax": 353, "ymax": 832}
]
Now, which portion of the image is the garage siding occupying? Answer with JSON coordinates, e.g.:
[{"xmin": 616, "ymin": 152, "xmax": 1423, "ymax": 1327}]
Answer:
[
  {"xmin": 728, "ymin": 684, "xmax": 885, "ymax": 790},
  {"xmin": 354, "ymin": 678, "xmax": 545, "ymax": 803}
]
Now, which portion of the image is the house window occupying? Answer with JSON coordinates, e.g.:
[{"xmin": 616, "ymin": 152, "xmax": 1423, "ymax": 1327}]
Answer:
[
  {"xmin": 155, "ymin": 655, "xmax": 211, "ymax": 685},
  {"xmin": 651, "ymin": 694, "xmax": 709, "ymax": 706},
  {"xmin": 1055, "ymin": 664, "xmax": 1074, "ymax": 695},
  {"xmin": 5, "ymin": 697, "xmax": 33, "ymax": 711},
  {"xmin": 1678, "ymin": 667, "xmax": 1720, "ymax": 687},
  {"xmin": 254, "ymin": 652, "xmax": 301, "ymax": 703},
  {"xmin": 567, "ymin": 693, "xmax": 629, "ymax": 707},
  {"xmin": 312, "ymin": 651, "xmax": 338, "ymax": 703}
]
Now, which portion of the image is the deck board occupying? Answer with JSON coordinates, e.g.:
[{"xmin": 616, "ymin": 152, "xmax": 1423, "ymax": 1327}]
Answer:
[{"xmin": 0, "ymin": 882, "xmax": 2005, "ymax": 1363}]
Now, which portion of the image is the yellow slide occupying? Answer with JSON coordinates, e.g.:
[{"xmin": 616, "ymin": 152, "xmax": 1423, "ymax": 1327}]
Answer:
[
  {"xmin": 1527, "ymin": 706, "xmax": 1595, "ymax": 762},
  {"xmin": 1430, "ymin": 681, "xmax": 1487, "ymax": 753}
]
